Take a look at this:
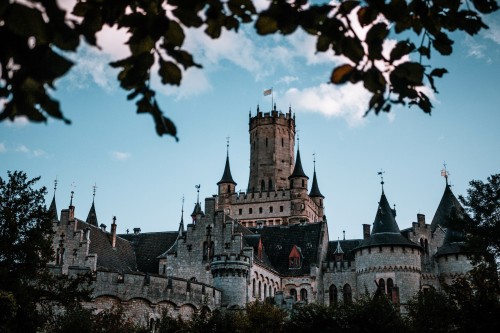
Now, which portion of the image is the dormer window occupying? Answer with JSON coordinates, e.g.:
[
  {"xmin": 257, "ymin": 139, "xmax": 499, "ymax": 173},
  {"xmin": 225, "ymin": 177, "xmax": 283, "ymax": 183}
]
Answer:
[{"xmin": 288, "ymin": 244, "xmax": 302, "ymax": 269}]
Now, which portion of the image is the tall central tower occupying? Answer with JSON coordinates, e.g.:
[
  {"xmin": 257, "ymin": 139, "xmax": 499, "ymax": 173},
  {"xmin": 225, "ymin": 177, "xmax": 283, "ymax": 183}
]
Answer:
[{"xmin": 247, "ymin": 106, "xmax": 295, "ymax": 192}]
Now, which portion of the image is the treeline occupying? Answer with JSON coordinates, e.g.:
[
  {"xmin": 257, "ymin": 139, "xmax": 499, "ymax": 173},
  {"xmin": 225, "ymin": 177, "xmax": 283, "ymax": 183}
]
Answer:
[{"xmin": 50, "ymin": 267, "xmax": 499, "ymax": 333}]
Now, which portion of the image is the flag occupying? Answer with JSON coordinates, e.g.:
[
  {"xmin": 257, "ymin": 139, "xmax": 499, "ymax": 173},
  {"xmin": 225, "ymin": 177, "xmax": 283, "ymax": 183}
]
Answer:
[{"xmin": 263, "ymin": 88, "xmax": 272, "ymax": 96}]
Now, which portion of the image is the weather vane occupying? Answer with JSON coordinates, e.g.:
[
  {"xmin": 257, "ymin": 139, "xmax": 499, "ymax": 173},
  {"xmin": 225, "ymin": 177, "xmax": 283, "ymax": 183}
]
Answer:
[
  {"xmin": 226, "ymin": 137, "xmax": 230, "ymax": 153},
  {"xmin": 441, "ymin": 161, "xmax": 450, "ymax": 185},
  {"xmin": 92, "ymin": 183, "xmax": 98, "ymax": 199},
  {"xmin": 70, "ymin": 181, "xmax": 76, "ymax": 206},
  {"xmin": 53, "ymin": 177, "xmax": 58, "ymax": 194},
  {"xmin": 377, "ymin": 169, "xmax": 385, "ymax": 190}
]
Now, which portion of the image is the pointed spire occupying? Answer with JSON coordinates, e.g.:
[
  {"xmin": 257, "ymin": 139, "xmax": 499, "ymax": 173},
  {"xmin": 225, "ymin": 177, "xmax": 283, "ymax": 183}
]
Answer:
[
  {"xmin": 334, "ymin": 238, "xmax": 344, "ymax": 254},
  {"xmin": 191, "ymin": 185, "xmax": 204, "ymax": 218},
  {"xmin": 289, "ymin": 147, "xmax": 309, "ymax": 179},
  {"xmin": 49, "ymin": 178, "xmax": 59, "ymax": 222},
  {"xmin": 431, "ymin": 178, "xmax": 464, "ymax": 232},
  {"xmin": 86, "ymin": 185, "xmax": 98, "ymax": 227},
  {"xmin": 309, "ymin": 154, "xmax": 324, "ymax": 198},
  {"xmin": 178, "ymin": 196, "xmax": 185, "ymax": 237},
  {"xmin": 217, "ymin": 138, "xmax": 237, "ymax": 185},
  {"xmin": 377, "ymin": 169, "xmax": 385, "ymax": 192},
  {"xmin": 371, "ymin": 190, "xmax": 401, "ymax": 234}
]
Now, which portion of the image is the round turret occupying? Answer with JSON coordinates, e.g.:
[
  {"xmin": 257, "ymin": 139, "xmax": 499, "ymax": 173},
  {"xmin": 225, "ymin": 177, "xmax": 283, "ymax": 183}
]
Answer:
[{"xmin": 210, "ymin": 253, "xmax": 251, "ymax": 308}]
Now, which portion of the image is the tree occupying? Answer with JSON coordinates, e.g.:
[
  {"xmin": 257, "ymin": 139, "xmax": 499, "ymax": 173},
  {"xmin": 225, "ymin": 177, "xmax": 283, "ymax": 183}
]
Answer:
[
  {"xmin": 1, "ymin": 1, "xmax": 497, "ymax": 139},
  {"xmin": 0, "ymin": 171, "xmax": 91, "ymax": 333}
]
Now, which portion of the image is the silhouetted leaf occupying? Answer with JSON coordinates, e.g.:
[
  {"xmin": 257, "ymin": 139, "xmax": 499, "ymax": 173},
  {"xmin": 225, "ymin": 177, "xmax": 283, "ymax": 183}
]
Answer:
[
  {"xmin": 342, "ymin": 37, "xmax": 364, "ymax": 63},
  {"xmin": 366, "ymin": 23, "xmax": 388, "ymax": 60},
  {"xmin": 255, "ymin": 16, "xmax": 278, "ymax": 35},
  {"xmin": 159, "ymin": 60, "xmax": 182, "ymax": 85},
  {"xmin": 339, "ymin": 1, "xmax": 360, "ymax": 14},
  {"xmin": 331, "ymin": 64, "xmax": 355, "ymax": 84},
  {"xmin": 472, "ymin": 0, "xmax": 499, "ymax": 13},
  {"xmin": 165, "ymin": 21, "xmax": 185, "ymax": 47},
  {"xmin": 390, "ymin": 40, "xmax": 415, "ymax": 62},
  {"xmin": 433, "ymin": 32, "xmax": 454, "ymax": 55},
  {"xmin": 5, "ymin": 3, "xmax": 48, "ymax": 43},
  {"xmin": 363, "ymin": 67, "xmax": 386, "ymax": 93},
  {"xmin": 357, "ymin": 7, "xmax": 377, "ymax": 26},
  {"xmin": 430, "ymin": 68, "xmax": 448, "ymax": 77}
]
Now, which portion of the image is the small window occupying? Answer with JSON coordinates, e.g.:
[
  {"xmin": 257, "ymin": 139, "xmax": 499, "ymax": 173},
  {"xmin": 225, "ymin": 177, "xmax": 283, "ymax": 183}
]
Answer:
[
  {"xmin": 329, "ymin": 285, "xmax": 338, "ymax": 305},
  {"xmin": 259, "ymin": 207, "xmax": 263, "ymax": 213},
  {"xmin": 343, "ymin": 284, "xmax": 352, "ymax": 304},
  {"xmin": 270, "ymin": 206, "xmax": 273, "ymax": 213},
  {"xmin": 280, "ymin": 206, "xmax": 284, "ymax": 212},
  {"xmin": 266, "ymin": 137, "xmax": 268, "ymax": 147},
  {"xmin": 239, "ymin": 209, "xmax": 242, "ymax": 215},
  {"xmin": 301, "ymin": 179, "xmax": 305, "ymax": 187},
  {"xmin": 281, "ymin": 138, "xmax": 284, "ymax": 147},
  {"xmin": 378, "ymin": 278, "xmax": 385, "ymax": 293},
  {"xmin": 300, "ymin": 288, "xmax": 308, "ymax": 302},
  {"xmin": 249, "ymin": 208, "xmax": 253, "ymax": 214},
  {"xmin": 269, "ymin": 179, "xmax": 273, "ymax": 191},
  {"xmin": 290, "ymin": 288, "xmax": 297, "ymax": 300}
]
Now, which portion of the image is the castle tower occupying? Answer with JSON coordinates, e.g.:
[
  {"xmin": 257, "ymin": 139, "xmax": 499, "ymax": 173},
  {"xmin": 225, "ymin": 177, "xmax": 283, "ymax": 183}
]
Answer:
[
  {"xmin": 210, "ymin": 253, "xmax": 251, "ymax": 308},
  {"xmin": 289, "ymin": 147, "xmax": 309, "ymax": 224},
  {"xmin": 309, "ymin": 159, "xmax": 325, "ymax": 218},
  {"xmin": 355, "ymin": 185, "xmax": 422, "ymax": 305},
  {"xmin": 247, "ymin": 106, "xmax": 295, "ymax": 192}
]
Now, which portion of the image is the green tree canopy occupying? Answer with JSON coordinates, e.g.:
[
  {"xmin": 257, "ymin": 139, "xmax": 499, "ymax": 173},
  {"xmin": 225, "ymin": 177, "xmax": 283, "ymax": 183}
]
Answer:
[{"xmin": 1, "ymin": 0, "xmax": 497, "ymax": 139}]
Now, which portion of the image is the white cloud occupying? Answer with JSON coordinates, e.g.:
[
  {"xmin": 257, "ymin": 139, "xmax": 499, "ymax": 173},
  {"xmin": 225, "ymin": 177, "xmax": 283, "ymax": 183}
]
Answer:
[
  {"xmin": 15, "ymin": 144, "xmax": 47, "ymax": 157},
  {"xmin": 277, "ymin": 76, "xmax": 299, "ymax": 85},
  {"xmin": 484, "ymin": 15, "xmax": 500, "ymax": 45},
  {"xmin": 0, "ymin": 142, "xmax": 6, "ymax": 153},
  {"xmin": 16, "ymin": 144, "xmax": 30, "ymax": 154},
  {"xmin": 4, "ymin": 116, "xmax": 29, "ymax": 128},
  {"xmin": 154, "ymin": 66, "xmax": 212, "ymax": 99},
  {"xmin": 110, "ymin": 151, "xmax": 131, "ymax": 161},
  {"xmin": 283, "ymin": 83, "xmax": 370, "ymax": 127},
  {"xmin": 33, "ymin": 149, "xmax": 47, "ymax": 157}
]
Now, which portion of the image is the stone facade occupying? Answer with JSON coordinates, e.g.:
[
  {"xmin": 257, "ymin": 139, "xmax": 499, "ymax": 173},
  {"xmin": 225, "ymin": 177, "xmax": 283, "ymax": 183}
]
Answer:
[{"xmin": 48, "ymin": 106, "xmax": 473, "ymax": 323}]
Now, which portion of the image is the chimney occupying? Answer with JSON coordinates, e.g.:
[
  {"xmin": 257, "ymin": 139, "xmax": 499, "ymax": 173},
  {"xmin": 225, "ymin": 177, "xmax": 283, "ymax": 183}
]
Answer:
[
  {"xmin": 133, "ymin": 227, "xmax": 141, "ymax": 235},
  {"xmin": 111, "ymin": 216, "xmax": 117, "ymax": 248},
  {"xmin": 100, "ymin": 223, "xmax": 107, "ymax": 232},
  {"xmin": 363, "ymin": 224, "xmax": 371, "ymax": 239},
  {"xmin": 417, "ymin": 214, "xmax": 426, "ymax": 226}
]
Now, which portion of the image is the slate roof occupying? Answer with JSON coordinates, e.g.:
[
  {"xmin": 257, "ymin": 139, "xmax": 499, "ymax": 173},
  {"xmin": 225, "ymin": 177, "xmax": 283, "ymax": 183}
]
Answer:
[
  {"xmin": 75, "ymin": 220, "xmax": 137, "ymax": 272},
  {"xmin": 120, "ymin": 231, "xmax": 179, "ymax": 273},
  {"xmin": 309, "ymin": 168, "xmax": 324, "ymax": 198},
  {"xmin": 357, "ymin": 191, "xmax": 420, "ymax": 250},
  {"xmin": 217, "ymin": 154, "xmax": 237, "ymax": 185},
  {"xmin": 289, "ymin": 149, "xmax": 308, "ymax": 179},
  {"xmin": 191, "ymin": 202, "xmax": 204, "ymax": 217},
  {"xmin": 49, "ymin": 195, "xmax": 58, "ymax": 222},
  {"xmin": 431, "ymin": 185, "xmax": 464, "ymax": 232},
  {"xmin": 249, "ymin": 222, "xmax": 324, "ymax": 276},
  {"xmin": 327, "ymin": 239, "xmax": 362, "ymax": 262},
  {"xmin": 86, "ymin": 200, "xmax": 98, "ymax": 227}
]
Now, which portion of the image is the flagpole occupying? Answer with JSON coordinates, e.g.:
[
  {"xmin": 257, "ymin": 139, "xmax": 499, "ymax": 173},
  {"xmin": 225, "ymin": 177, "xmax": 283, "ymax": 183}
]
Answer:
[{"xmin": 271, "ymin": 87, "xmax": 274, "ymax": 111}]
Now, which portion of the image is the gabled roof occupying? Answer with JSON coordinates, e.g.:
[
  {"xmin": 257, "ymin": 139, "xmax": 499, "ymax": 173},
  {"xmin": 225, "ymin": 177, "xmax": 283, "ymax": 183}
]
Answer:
[
  {"xmin": 49, "ymin": 194, "xmax": 58, "ymax": 222},
  {"xmin": 289, "ymin": 149, "xmax": 309, "ymax": 179},
  {"xmin": 431, "ymin": 185, "xmax": 464, "ymax": 232},
  {"xmin": 309, "ymin": 167, "xmax": 324, "ymax": 198},
  {"xmin": 75, "ymin": 220, "xmax": 137, "ymax": 272},
  {"xmin": 249, "ymin": 222, "xmax": 324, "ymax": 276},
  {"xmin": 357, "ymin": 191, "xmax": 420, "ymax": 250},
  {"xmin": 217, "ymin": 154, "xmax": 237, "ymax": 185},
  {"xmin": 86, "ymin": 200, "xmax": 98, "ymax": 227},
  {"xmin": 120, "ymin": 231, "xmax": 179, "ymax": 273}
]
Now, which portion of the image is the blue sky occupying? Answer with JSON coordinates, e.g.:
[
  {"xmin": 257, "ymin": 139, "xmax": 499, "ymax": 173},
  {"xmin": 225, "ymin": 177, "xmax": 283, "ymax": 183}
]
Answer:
[{"xmin": 1, "ymin": 2, "xmax": 499, "ymax": 240}]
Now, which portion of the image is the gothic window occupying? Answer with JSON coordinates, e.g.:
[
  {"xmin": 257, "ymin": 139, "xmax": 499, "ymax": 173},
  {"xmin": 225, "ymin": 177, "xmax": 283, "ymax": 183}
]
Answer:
[
  {"xmin": 253, "ymin": 279, "xmax": 256, "ymax": 297},
  {"xmin": 300, "ymin": 288, "xmax": 308, "ymax": 302},
  {"xmin": 420, "ymin": 238, "xmax": 424, "ymax": 248},
  {"xmin": 187, "ymin": 281, "xmax": 191, "ymax": 292},
  {"xmin": 329, "ymin": 285, "xmax": 338, "ymax": 305},
  {"xmin": 269, "ymin": 206, "xmax": 273, "ymax": 213},
  {"xmin": 378, "ymin": 278, "xmax": 386, "ymax": 294},
  {"xmin": 202, "ymin": 241, "xmax": 214, "ymax": 261},
  {"xmin": 269, "ymin": 179, "xmax": 273, "ymax": 191},
  {"xmin": 290, "ymin": 288, "xmax": 297, "ymax": 301},
  {"xmin": 264, "ymin": 284, "xmax": 268, "ymax": 298},
  {"xmin": 343, "ymin": 284, "xmax": 352, "ymax": 304},
  {"xmin": 269, "ymin": 285, "xmax": 272, "ymax": 297},
  {"xmin": 258, "ymin": 281, "xmax": 262, "ymax": 298},
  {"xmin": 387, "ymin": 278, "xmax": 394, "ymax": 296}
]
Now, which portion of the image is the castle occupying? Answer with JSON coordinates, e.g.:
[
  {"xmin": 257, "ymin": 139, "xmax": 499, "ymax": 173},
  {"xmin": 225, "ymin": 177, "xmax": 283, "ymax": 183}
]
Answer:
[{"xmin": 47, "ymin": 106, "xmax": 472, "ymax": 327}]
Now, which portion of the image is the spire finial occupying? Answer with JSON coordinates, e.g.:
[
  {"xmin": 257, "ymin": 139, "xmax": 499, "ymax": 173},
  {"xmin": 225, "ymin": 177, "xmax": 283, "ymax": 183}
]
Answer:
[
  {"xmin": 181, "ymin": 195, "xmax": 185, "ymax": 215},
  {"xmin": 343, "ymin": 230, "xmax": 345, "ymax": 240},
  {"xmin": 441, "ymin": 161, "xmax": 450, "ymax": 186},
  {"xmin": 377, "ymin": 169, "xmax": 385, "ymax": 191},
  {"xmin": 226, "ymin": 136, "xmax": 230, "ymax": 155},
  {"xmin": 70, "ymin": 182, "xmax": 76, "ymax": 206},
  {"xmin": 53, "ymin": 177, "xmax": 58, "ymax": 194},
  {"xmin": 92, "ymin": 183, "xmax": 97, "ymax": 202},
  {"xmin": 296, "ymin": 130, "xmax": 300, "ymax": 149},
  {"xmin": 313, "ymin": 152, "xmax": 316, "ymax": 169},
  {"xmin": 112, "ymin": 216, "xmax": 116, "ymax": 225},
  {"xmin": 195, "ymin": 184, "xmax": 201, "ymax": 204}
]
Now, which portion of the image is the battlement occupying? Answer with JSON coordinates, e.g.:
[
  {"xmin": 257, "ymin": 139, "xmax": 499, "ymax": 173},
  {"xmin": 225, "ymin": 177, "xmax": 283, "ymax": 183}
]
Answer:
[
  {"xmin": 231, "ymin": 190, "xmax": 291, "ymax": 203},
  {"xmin": 249, "ymin": 110, "xmax": 294, "ymax": 130},
  {"xmin": 210, "ymin": 253, "xmax": 251, "ymax": 277},
  {"xmin": 68, "ymin": 268, "xmax": 221, "ymax": 308}
]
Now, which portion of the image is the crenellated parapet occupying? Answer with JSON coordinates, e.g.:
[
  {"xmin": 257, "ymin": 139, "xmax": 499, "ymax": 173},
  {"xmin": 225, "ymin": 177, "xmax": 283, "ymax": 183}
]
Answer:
[
  {"xmin": 210, "ymin": 253, "xmax": 251, "ymax": 308},
  {"xmin": 249, "ymin": 110, "xmax": 295, "ymax": 131}
]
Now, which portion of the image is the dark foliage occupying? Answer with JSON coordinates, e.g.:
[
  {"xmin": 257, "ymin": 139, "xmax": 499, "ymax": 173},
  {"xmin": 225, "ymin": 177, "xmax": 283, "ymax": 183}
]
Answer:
[
  {"xmin": 1, "ymin": 1, "xmax": 497, "ymax": 139},
  {"xmin": 0, "ymin": 171, "xmax": 91, "ymax": 333}
]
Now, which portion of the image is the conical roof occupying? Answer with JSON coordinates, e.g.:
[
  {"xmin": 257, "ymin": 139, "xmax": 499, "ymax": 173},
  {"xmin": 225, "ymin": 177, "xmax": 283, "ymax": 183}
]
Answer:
[
  {"xmin": 431, "ymin": 185, "xmax": 464, "ymax": 232},
  {"xmin": 191, "ymin": 202, "xmax": 204, "ymax": 217},
  {"xmin": 309, "ymin": 167, "xmax": 324, "ymax": 198},
  {"xmin": 217, "ymin": 154, "xmax": 236, "ymax": 185},
  {"xmin": 86, "ymin": 200, "xmax": 98, "ymax": 227},
  {"xmin": 356, "ymin": 190, "xmax": 420, "ymax": 250},
  {"xmin": 289, "ymin": 149, "xmax": 308, "ymax": 179},
  {"xmin": 48, "ymin": 194, "xmax": 59, "ymax": 222}
]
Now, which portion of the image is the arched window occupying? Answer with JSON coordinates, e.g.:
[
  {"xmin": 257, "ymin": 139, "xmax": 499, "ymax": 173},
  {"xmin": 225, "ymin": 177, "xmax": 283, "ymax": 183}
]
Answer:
[
  {"xmin": 424, "ymin": 239, "xmax": 429, "ymax": 254},
  {"xmin": 253, "ymin": 279, "xmax": 256, "ymax": 297},
  {"xmin": 378, "ymin": 278, "xmax": 386, "ymax": 294},
  {"xmin": 269, "ymin": 285, "xmax": 272, "ymax": 297},
  {"xmin": 329, "ymin": 285, "xmax": 338, "ymax": 306},
  {"xmin": 420, "ymin": 238, "xmax": 424, "ymax": 248},
  {"xmin": 269, "ymin": 179, "xmax": 273, "ymax": 191},
  {"xmin": 264, "ymin": 284, "xmax": 268, "ymax": 298},
  {"xmin": 387, "ymin": 278, "xmax": 394, "ymax": 296},
  {"xmin": 261, "ymin": 180, "xmax": 265, "ymax": 191},
  {"xmin": 258, "ymin": 281, "xmax": 262, "ymax": 299},
  {"xmin": 343, "ymin": 284, "xmax": 352, "ymax": 304},
  {"xmin": 300, "ymin": 288, "xmax": 308, "ymax": 303},
  {"xmin": 290, "ymin": 288, "xmax": 297, "ymax": 301}
]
